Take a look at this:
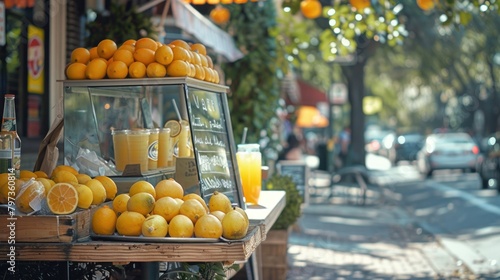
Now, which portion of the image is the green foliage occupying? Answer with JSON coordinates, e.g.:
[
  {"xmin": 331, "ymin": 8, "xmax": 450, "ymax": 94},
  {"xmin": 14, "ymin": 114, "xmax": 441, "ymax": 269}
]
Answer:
[
  {"xmin": 220, "ymin": 2, "xmax": 285, "ymax": 161},
  {"xmin": 85, "ymin": 1, "xmax": 157, "ymax": 47},
  {"xmin": 160, "ymin": 262, "xmax": 239, "ymax": 280},
  {"xmin": 265, "ymin": 174, "xmax": 302, "ymax": 230}
]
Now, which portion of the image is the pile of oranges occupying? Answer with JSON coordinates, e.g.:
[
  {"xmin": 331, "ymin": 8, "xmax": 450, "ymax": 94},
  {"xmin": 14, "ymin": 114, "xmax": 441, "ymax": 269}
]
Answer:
[
  {"xmin": 0, "ymin": 165, "xmax": 117, "ymax": 215},
  {"xmin": 66, "ymin": 38, "xmax": 220, "ymax": 83},
  {"xmin": 91, "ymin": 178, "xmax": 250, "ymax": 240}
]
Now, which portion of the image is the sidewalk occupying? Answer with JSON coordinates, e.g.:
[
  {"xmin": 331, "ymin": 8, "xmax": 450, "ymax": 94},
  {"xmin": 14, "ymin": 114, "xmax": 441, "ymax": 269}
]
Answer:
[{"xmin": 286, "ymin": 171, "xmax": 473, "ymax": 280}]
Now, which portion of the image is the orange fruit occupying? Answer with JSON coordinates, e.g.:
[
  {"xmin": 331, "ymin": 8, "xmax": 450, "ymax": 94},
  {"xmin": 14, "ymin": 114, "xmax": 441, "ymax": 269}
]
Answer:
[
  {"xmin": 129, "ymin": 180, "xmax": 156, "ymax": 198},
  {"xmin": 152, "ymin": 196, "xmax": 181, "ymax": 222},
  {"xmin": 155, "ymin": 178, "xmax": 184, "ymax": 199},
  {"xmin": 66, "ymin": 63, "xmax": 87, "ymax": 80},
  {"xmin": 164, "ymin": 120, "xmax": 182, "ymax": 137},
  {"xmin": 52, "ymin": 170, "xmax": 78, "ymax": 184},
  {"xmin": 135, "ymin": 37, "xmax": 159, "ymax": 51},
  {"xmin": 92, "ymin": 205, "xmax": 117, "ymax": 235},
  {"xmin": 118, "ymin": 44, "xmax": 135, "ymax": 53},
  {"xmin": 113, "ymin": 49, "xmax": 135, "ymax": 67},
  {"xmin": 128, "ymin": 61, "xmax": 147, "ymax": 78},
  {"xmin": 75, "ymin": 184, "xmax": 93, "ymax": 209},
  {"xmin": 107, "ymin": 60, "xmax": 129, "ymax": 79},
  {"xmin": 86, "ymin": 58, "xmax": 108, "ymax": 79},
  {"xmin": 146, "ymin": 62, "xmax": 167, "ymax": 78},
  {"xmin": 116, "ymin": 211, "xmax": 145, "ymax": 236},
  {"xmin": 94, "ymin": 175, "xmax": 118, "ymax": 201},
  {"xmin": 70, "ymin": 47, "xmax": 91, "ymax": 64},
  {"xmin": 89, "ymin": 47, "xmax": 99, "ymax": 60},
  {"xmin": 179, "ymin": 198, "xmax": 207, "ymax": 224},
  {"xmin": 194, "ymin": 214, "xmax": 223, "ymax": 238},
  {"xmin": 15, "ymin": 180, "xmax": 46, "ymax": 213},
  {"xmin": 210, "ymin": 6, "xmax": 230, "ymax": 25},
  {"xmin": 127, "ymin": 192, "xmax": 155, "ymax": 216},
  {"xmin": 46, "ymin": 182, "xmax": 79, "ymax": 215},
  {"xmin": 34, "ymin": 170, "xmax": 49, "ymax": 178},
  {"xmin": 300, "ymin": 0, "xmax": 322, "ymax": 19},
  {"xmin": 112, "ymin": 193, "xmax": 130, "ymax": 215},
  {"xmin": 166, "ymin": 60, "xmax": 190, "ymax": 77},
  {"xmin": 155, "ymin": 45, "xmax": 174, "ymax": 66},
  {"xmin": 349, "ymin": 0, "xmax": 371, "ymax": 10},
  {"xmin": 97, "ymin": 39, "xmax": 117, "ymax": 59},
  {"xmin": 142, "ymin": 214, "xmax": 168, "ymax": 237},
  {"xmin": 20, "ymin": 170, "xmax": 37, "ymax": 180},
  {"xmin": 0, "ymin": 178, "xmax": 23, "ymax": 204},
  {"xmin": 169, "ymin": 39, "xmax": 190, "ymax": 50},
  {"xmin": 122, "ymin": 39, "xmax": 136, "ymax": 46},
  {"xmin": 171, "ymin": 46, "xmax": 190, "ymax": 62},
  {"xmin": 84, "ymin": 179, "xmax": 107, "ymax": 205},
  {"xmin": 190, "ymin": 43, "xmax": 207, "ymax": 56},
  {"xmin": 168, "ymin": 214, "xmax": 194, "ymax": 237},
  {"xmin": 133, "ymin": 48, "xmax": 156, "ymax": 66}
]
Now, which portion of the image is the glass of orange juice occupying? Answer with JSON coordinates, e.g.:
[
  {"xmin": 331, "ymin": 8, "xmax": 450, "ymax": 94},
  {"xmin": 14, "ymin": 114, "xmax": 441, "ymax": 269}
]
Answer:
[
  {"xmin": 157, "ymin": 128, "xmax": 172, "ymax": 168},
  {"xmin": 127, "ymin": 129, "xmax": 150, "ymax": 173},
  {"xmin": 111, "ymin": 129, "xmax": 130, "ymax": 172},
  {"xmin": 236, "ymin": 143, "xmax": 262, "ymax": 205}
]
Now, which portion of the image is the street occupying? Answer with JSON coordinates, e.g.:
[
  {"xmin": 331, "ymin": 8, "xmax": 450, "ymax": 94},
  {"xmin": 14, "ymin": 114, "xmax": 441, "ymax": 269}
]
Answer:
[{"xmin": 286, "ymin": 154, "xmax": 500, "ymax": 280}]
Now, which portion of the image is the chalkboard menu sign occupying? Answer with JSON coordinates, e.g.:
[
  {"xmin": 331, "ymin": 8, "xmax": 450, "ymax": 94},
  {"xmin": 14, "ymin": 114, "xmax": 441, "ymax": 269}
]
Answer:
[
  {"xmin": 277, "ymin": 160, "xmax": 309, "ymax": 205},
  {"xmin": 185, "ymin": 87, "xmax": 244, "ymax": 207}
]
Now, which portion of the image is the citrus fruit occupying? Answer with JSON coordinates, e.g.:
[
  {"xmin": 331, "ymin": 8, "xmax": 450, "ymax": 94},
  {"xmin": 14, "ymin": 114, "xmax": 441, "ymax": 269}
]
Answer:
[
  {"xmin": 155, "ymin": 45, "xmax": 174, "ymax": 66},
  {"xmin": 188, "ymin": 63, "xmax": 196, "ymax": 78},
  {"xmin": 234, "ymin": 206, "xmax": 250, "ymax": 230},
  {"xmin": 222, "ymin": 209, "xmax": 249, "ymax": 240},
  {"xmin": 200, "ymin": 54, "xmax": 209, "ymax": 67},
  {"xmin": 193, "ymin": 64, "xmax": 206, "ymax": 80},
  {"xmin": 147, "ymin": 62, "xmax": 167, "ymax": 78},
  {"xmin": 122, "ymin": 39, "xmax": 136, "ymax": 46},
  {"xmin": 20, "ymin": 170, "xmax": 37, "ymax": 180},
  {"xmin": 169, "ymin": 39, "xmax": 190, "ymax": 50},
  {"xmin": 97, "ymin": 39, "xmax": 117, "ymax": 59},
  {"xmin": 155, "ymin": 178, "xmax": 184, "ymax": 199},
  {"xmin": 210, "ymin": 210, "xmax": 225, "ymax": 222},
  {"xmin": 112, "ymin": 193, "xmax": 130, "ymax": 215},
  {"xmin": 46, "ymin": 182, "xmax": 79, "ymax": 215},
  {"xmin": 52, "ymin": 170, "xmax": 78, "ymax": 184},
  {"xmin": 70, "ymin": 47, "xmax": 91, "ymax": 64},
  {"xmin": 171, "ymin": 46, "xmax": 190, "ymax": 62},
  {"xmin": 129, "ymin": 180, "xmax": 156, "ymax": 198},
  {"xmin": 52, "ymin": 165, "xmax": 79, "ymax": 176},
  {"xmin": 190, "ymin": 43, "xmax": 207, "ymax": 56},
  {"xmin": 66, "ymin": 63, "xmax": 87, "ymax": 80},
  {"xmin": 94, "ymin": 175, "xmax": 118, "ymax": 201},
  {"xmin": 166, "ymin": 60, "xmax": 190, "ymax": 77},
  {"xmin": 194, "ymin": 214, "xmax": 223, "ymax": 239},
  {"xmin": 300, "ymin": 0, "xmax": 322, "ymax": 19},
  {"xmin": 127, "ymin": 192, "xmax": 155, "ymax": 216},
  {"xmin": 92, "ymin": 205, "xmax": 117, "ymax": 235},
  {"xmin": 89, "ymin": 47, "xmax": 99, "ymax": 60},
  {"xmin": 191, "ymin": 51, "xmax": 202, "ymax": 66},
  {"xmin": 349, "ymin": 0, "xmax": 371, "ymax": 10},
  {"xmin": 15, "ymin": 180, "xmax": 46, "ymax": 214},
  {"xmin": 142, "ymin": 214, "xmax": 168, "ymax": 237},
  {"xmin": 206, "ymin": 55, "xmax": 214, "ymax": 68},
  {"xmin": 84, "ymin": 179, "xmax": 107, "ymax": 205},
  {"xmin": 34, "ymin": 170, "xmax": 49, "ymax": 178},
  {"xmin": 152, "ymin": 196, "xmax": 181, "ymax": 222},
  {"xmin": 129, "ymin": 61, "xmax": 147, "ymax": 78},
  {"xmin": 164, "ymin": 120, "xmax": 181, "ymax": 137},
  {"xmin": 133, "ymin": 48, "xmax": 156, "ymax": 66},
  {"xmin": 75, "ymin": 184, "xmax": 93, "ymax": 209},
  {"xmin": 86, "ymin": 58, "xmax": 108, "ymax": 79},
  {"xmin": 182, "ymin": 193, "xmax": 209, "ymax": 212},
  {"xmin": 210, "ymin": 6, "xmax": 230, "ymax": 25},
  {"xmin": 113, "ymin": 49, "xmax": 135, "ymax": 67},
  {"xmin": 76, "ymin": 173, "xmax": 92, "ymax": 184},
  {"xmin": 106, "ymin": 60, "xmax": 128, "ymax": 79},
  {"xmin": 179, "ymin": 198, "xmax": 207, "ymax": 224},
  {"xmin": 116, "ymin": 211, "xmax": 145, "ymax": 236},
  {"xmin": 208, "ymin": 191, "xmax": 232, "ymax": 214},
  {"xmin": 36, "ymin": 177, "xmax": 54, "ymax": 195},
  {"xmin": 168, "ymin": 214, "xmax": 194, "ymax": 237},
  {"xmin": 135, "ymin": 37, "xmax": 159, "ymax": 51},
  {"xmin": 118, "ymin": 44, "xmax": 135, "ymax": 53},
  {"xmin": 0, "ymin": 178, "xmax": 23, "ymax": 204}
]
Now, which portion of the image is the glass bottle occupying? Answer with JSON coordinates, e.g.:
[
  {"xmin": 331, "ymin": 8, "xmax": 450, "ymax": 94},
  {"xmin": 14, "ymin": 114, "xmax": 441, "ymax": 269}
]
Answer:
[{"xmin": 0, "ymin": 94, "xmax": 21, "ymax": 175}]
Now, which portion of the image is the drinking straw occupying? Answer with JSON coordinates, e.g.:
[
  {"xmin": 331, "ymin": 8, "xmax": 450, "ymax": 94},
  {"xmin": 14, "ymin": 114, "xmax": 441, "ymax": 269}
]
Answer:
[
  {"xmin": 172, "ymin": 99, "xmax": 181, "ymax": 121},
  {"xmin": 242, "ymin": 127, "xmax": 248, "ymax": 144}
]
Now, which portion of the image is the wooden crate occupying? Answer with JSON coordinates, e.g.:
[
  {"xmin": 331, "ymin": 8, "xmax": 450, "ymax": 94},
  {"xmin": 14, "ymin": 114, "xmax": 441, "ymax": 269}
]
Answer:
[
  {"xmin": 0, "ymin": 206, "xmax": 100, "ymax": 243},
  {"xmin": 261, "ymin": 229, "xmax": 289, "ymax": 280}
]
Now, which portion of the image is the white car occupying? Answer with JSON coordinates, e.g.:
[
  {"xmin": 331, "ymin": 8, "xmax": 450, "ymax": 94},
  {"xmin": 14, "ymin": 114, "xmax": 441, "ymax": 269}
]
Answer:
[{"xmin": 416, "ymin": 132, "xmax": 480, "ymax": 177}]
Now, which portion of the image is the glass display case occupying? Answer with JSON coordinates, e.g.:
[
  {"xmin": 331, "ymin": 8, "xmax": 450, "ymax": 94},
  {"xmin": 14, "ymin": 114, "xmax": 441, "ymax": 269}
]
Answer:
[{"xmin": 62, "ymin": 77, "xmax": 244, "ymax": 206}]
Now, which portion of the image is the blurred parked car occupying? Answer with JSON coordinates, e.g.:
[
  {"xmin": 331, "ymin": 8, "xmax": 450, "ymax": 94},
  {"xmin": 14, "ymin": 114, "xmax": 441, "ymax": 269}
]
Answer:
[
  {"xmin": 416, "ymin": 132, "xmax": 480, "ymax": 177},
  {"xmin": 476, "ymin": 132, "xmax": 500, "ymax": 191},
  {"xmin": 394, "ymin": 133, "xmax": 424, "ymax": 163}
]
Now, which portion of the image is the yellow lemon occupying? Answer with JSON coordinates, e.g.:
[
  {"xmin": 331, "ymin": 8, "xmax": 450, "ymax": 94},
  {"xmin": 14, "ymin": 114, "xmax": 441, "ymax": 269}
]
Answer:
[
  {"xmin": 84, "ymin": 179, "xmax": 107, "ymax": 205},
  {"xmin": 112, "ymin": 193, "xmax": 130, "ymax": 215},
  {"xmin": 142, "ymin": 214, "xmax": 168, "ymax": 237},
  {"xmin": 128, "ymin": 61, "xmax": 147, "ymax": 78},
  {"xmin": 155, "ymin": 45, "xmax": 174, "ymax": 66},
  {"xmin": 19, "ymin": 170, "xmax": 37, "ymax": 180},
  {"xmin": 133, "ymin": 48, "xmax": 156, "ymax": 66},
  {"xmin": 107, "ymin": 60, "xmax": 128, "ymax": 79},
  {"xmin": 129, "ymin": 180, "xmax": 156, "ymax": 198},
  {"xmin": 166, "ymin": 60, "xmax": 190, "ymax": 77},
  {"xmin": 155, "ymin": 178, "xmax": 184, "ymax": 199},
  {"xmin": 182, "ymin": 193, "xmax": 209, "ymax": 212},
  {"xmin": 46, "ymin": 182, "xmax": 79, "ymax": 215},
  {"xmin": 66, "ymin": 63, "xmax": 87, "ymax": 80},
  {"xmin": 179, "ymin": 198, "xmax": 207, "ymax": 224},
  {"xmin": 75, "ymin": 184, "xmax": 93, "ymax": 209},
  {"xmin": 208, "ymin": 191, "xmax": 232, "ymax": 214},
  {"xmin": 135, "ymin": 37, "xmax": 159, "ymax": 51},
  {"xmin": 113, "ymin": 49, "xmax": 135, "ymax": 67},
  {"xmin": 168, "ymin": 214, "xmax": 194, "ymax": 238},
  {"xmin": 70, "ymin": 47, "xmax": 91, "ymax": 64},
  {"xmin": 76, "ymin": 173, "xmax": 92, "ymax": 184},
  {"xmin": 86, "ymin": 58, "xmax": 108, "ymax": 80},
  {"xmin": 34, "ymin": 170, "xmax": 49, "ymax": 179},
  {"xmin": 92, "ymin": 205, "xmax": 117, "ymax": 235},
  {"xmin": 222, "ymin": 209, "xmax": 249, "ymax": 240},
  {"xmin": 94, "ymin": 175, "xmax": 118, "ymax": 201},
  {"xmin": 194, "ymin": 214, "xmax": 223, "ymax": 239},
  {"xmin": 97, "ymin": 39, "xmax": 117, "ymax": 59},
  {"xmin": 146, "ymin": 62, "xmax": 167, "ymax": 78},
  {"xmin": 15, "ymin": 180, "xmax": 46, "ymax": 214},
  {"xmin": 152, "ymin": 196, "xmax": 181, "ymax": 222},
  {"xmin": 116, "ymin": 211, "xmax": 145, "ymax": 236},
  {"xmin": 52, "ymin": 170, "xmax": 78, "ymax": 184},
  {"xmin": 127, "ymin": 192, "xmax": 155, "ymax": 216}
]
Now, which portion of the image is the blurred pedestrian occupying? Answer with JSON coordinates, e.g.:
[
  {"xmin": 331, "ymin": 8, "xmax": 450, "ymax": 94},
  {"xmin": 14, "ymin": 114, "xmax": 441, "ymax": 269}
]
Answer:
[
  {"xmin": 278, "ymin": 133, "xmax": 303, "ymax": 161},
  {"xmin": 338, "ymin": 126, "xmax": 351, "ymax": 167}
]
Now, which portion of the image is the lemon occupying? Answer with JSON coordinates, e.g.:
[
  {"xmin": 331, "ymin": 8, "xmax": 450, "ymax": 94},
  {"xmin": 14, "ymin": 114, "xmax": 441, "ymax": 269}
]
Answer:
[{"xmin": 142, "ymin": 215, "xmax": 168, "ymax": 237}]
